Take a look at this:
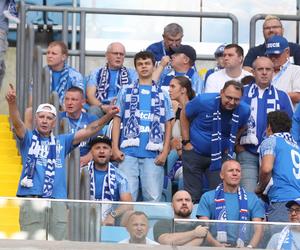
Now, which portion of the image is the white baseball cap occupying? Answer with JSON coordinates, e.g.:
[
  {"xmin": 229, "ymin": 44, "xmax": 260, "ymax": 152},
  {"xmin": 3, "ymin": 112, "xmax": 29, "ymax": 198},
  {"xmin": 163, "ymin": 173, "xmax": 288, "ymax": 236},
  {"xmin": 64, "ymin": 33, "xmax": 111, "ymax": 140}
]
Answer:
[{"xmin": 36, "ymin": 103, "xmax": 57, "ymax": 117}]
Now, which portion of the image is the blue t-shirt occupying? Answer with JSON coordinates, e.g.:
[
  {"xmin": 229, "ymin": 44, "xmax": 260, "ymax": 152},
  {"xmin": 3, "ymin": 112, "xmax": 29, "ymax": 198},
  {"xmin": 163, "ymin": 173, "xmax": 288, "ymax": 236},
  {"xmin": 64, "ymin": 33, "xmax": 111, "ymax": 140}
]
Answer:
[
  {"xmin": 159, "ymin": 68, "xmax": 204, "ymax": 95},
  {"xmin": 259, "ymin": 135, "xmax": 300, "ymax": 202},
  {"xmin": 197, "ymin": 189, "xmax": 265, "ymax": 244},
  {"xmin": 146, "ymin": 40, "xmax": 173, "ymax": 62},
  {"xmin": 59, "ymin": 112, "xmax": 98, "ymax": 156},
  {"xmin": 87, "ymin": 66, "xmax": 137, "ymax": 103},
  {"xmin": 291, "ymin": 104, "xmax": 300, "ymax": 146},
  {"xmin": 51, "ymin": 66, "xmax": 84, "ymax": 103},
  {"xmin": 242, "ymin": 84, "xmax": 294, "ymax": 154},
  {"xmin": 186, "ymin": 93, "xmax": 250, "ymax": 156},
  {"xmin": 17, "ymin": 130, "xmax": 75, "ymax": 199},
  {"xmin": 116, "ymin": 83, "xmax": 174, "ymax": 158},
  {"xmin": 93, "ymin": 166, "xmax": 130, "ymax": 200}
]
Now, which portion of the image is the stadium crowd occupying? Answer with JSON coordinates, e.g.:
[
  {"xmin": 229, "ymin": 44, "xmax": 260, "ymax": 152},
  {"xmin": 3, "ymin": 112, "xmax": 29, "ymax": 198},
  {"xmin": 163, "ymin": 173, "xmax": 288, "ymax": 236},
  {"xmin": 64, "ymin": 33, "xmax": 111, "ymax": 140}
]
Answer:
[{"xmin": 3, "ymin": 7, "xmax": 300, "ymax": 248}]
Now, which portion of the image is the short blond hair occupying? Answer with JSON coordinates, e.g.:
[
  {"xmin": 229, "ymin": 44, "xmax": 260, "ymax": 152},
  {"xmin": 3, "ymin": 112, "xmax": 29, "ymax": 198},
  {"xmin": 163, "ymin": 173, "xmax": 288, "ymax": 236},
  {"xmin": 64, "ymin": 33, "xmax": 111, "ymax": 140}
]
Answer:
[{"xmin": 263, "ymin": 15, "xmax": 282, "ymax": 27}]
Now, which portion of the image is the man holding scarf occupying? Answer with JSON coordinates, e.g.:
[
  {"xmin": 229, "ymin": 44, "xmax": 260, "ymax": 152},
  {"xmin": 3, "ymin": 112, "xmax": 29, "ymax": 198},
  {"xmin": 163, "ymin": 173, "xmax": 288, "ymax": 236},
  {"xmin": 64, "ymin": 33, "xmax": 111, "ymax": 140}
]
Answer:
[
  {"xmin": 112, "ymin": 51, "xmax": 174, "ymax": 202},
  {"xmin": 237, "ymin": 56, "xmax": 293, "ymax": 192},
  {"xmin": 255, "ymin": 111, "xmax": 300, "ymax": 222},
  {"xmin": 197, "ymin": 159, "xmax": 264, "ymax": 248},
  {"xmin": 5, "ymin": 84, "xmax": 119, "ymax": 239},
  {"xmin": 267, "ymin": 198, "xmax": 300, "ymax": 249},
  {"xmin": 86, "ymin": 42, "xmax": 137, "ymax": 118},
  {"xmin": 181, "ymin": 80, "xmax": 250, "ymax": 203}
]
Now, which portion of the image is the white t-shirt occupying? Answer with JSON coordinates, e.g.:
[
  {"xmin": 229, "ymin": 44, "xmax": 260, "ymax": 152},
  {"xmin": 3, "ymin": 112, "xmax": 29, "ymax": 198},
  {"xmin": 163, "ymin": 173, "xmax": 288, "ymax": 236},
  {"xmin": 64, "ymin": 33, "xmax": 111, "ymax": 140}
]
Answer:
[
  {"xmin": 205, "ymin": 68, "xmax": 252, "ymax": 93},
  {"xmin": 272, "ymin": 63, "xmax": 300, "ymax": 94}
]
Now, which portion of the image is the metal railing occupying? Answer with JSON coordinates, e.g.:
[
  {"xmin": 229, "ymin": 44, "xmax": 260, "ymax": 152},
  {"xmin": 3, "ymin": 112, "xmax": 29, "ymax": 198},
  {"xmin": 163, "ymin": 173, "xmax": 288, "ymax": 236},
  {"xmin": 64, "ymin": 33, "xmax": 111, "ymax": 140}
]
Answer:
[
  {"xmin": 249, "ymin": 13, "xmax": 300, "ymax": 48},
  {"xmin": 17, "ymin": 1, "xmax": 239, "ymax": 114}
]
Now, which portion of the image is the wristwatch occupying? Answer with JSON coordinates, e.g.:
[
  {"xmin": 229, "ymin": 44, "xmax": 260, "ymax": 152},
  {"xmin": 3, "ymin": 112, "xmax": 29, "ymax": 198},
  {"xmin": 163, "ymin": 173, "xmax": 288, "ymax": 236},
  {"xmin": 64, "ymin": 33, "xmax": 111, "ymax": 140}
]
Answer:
[
  {"xmin": 110, "ymin": 210, "xmax": 117, "ymax": 218},
  {"xmin": 182, "ymin": 139, "xmax": 190, "ymax": 146}
]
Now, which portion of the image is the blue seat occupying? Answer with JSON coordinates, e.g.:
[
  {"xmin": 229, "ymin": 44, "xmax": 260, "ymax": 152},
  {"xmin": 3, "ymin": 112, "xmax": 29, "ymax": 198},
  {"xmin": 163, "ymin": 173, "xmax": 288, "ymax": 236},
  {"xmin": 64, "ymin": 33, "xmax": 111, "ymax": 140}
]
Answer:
[
  {"xmin": 100, "ymin": 226, "xmax": 128, "ymax": 243},
  {"xmin": 100, "ymin": 225, "xmax": 156, "ymax": 243},
  {"xmin": 46, "ymin": 0, "xmax": 80, "ymax": 26},
  {"xmin": 24, "ymin": 0, "xmax": 44, "ymax": 25}
]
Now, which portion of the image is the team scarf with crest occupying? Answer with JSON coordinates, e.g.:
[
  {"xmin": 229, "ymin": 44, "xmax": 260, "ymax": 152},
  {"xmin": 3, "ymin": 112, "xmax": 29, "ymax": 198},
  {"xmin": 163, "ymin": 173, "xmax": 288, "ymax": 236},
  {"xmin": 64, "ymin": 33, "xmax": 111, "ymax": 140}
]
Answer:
[
  {"xmin": 240, "ymin": 83, "xmax": 280, "ymax": 146},
  {"xmin": 95, "ymin": 64, "xmax": 129, "ymax": 101},
  {"xmin": 210, "ymin": 95, "xmax": 240, "ymax": 171},
  {"xmin": 214, "ymin": 183, "xmax": 249, "ymax": 247},
  {"xmin": 121, "ymin": 80, "xmax": 166, "ymax": 151},
  {"xmin": 21, "ymin": 129, "xmax": 56, "ymax": 198}
]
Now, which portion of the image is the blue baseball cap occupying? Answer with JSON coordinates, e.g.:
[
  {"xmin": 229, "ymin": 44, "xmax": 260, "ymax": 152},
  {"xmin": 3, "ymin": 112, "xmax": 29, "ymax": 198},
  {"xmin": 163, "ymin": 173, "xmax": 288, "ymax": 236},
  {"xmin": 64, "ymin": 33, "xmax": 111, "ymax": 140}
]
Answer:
[
  {"xmin": 265, "ymin": 35, "xmax": 289, "ymax": 55},
  {"xmin": 286, "ymin": 198, "xmax": 300, "ymax": 208},
  {"xmin": 214, "ymin": 44, "xmax": 226, "ymax": 58}
]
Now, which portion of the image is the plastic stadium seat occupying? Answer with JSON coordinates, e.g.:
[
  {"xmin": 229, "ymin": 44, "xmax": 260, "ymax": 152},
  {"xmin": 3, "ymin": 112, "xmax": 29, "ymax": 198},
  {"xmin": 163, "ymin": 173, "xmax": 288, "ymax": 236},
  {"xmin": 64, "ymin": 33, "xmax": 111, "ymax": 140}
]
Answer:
[
  {"xmin": 46, "ymin": 0, "xmax": 80, "ymax": 26},
  {"xmin": 100, "ymin": 226, "xmax": 128, "ymax": 243},
  {"xmin": 24, "ymin": 0, "xmax": 44, "ymax": 25}
]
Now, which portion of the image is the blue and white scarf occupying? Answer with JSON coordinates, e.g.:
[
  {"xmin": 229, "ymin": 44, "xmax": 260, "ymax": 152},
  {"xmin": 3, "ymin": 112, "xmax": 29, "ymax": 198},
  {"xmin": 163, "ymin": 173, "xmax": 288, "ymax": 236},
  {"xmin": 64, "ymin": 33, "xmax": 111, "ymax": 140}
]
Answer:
[
  {"xmin": 214, "ymin": 183, "xmax": 249, "ymax": 247},
  {"xmin": 49, "ymin": 63, "xmax": 70, "ymax": 105},
  {"xmin": 162, "ymin": 67, "xmax": 195, "ymax": 87},
  {"xmin": 210, "ymin": 95, "xmax": 240, "ymax": 171},
  {"xmin": 88, "ymin": 161, "xmax": 117, "ymax": 201},
  {"xmin": 121, "ymin": 81, "xmax": 166, "ymax": 151},
  {"xmin": 276, "ymin": 226, "xmax": 294, "ymax": 250},
  {"xmin": 95, "ymin": 64, "xmax": 129, "ymax": 101},
  {"xmin": 240, "ymin": 84, "xmax": 280, "ymax": 146},
  {"xmin": 263, "ymin": 132, "xmax": 299, "ymax": 195},
  {"xmin": 21, "ymin": 129, "xmax": 56, "ymax": 198}
]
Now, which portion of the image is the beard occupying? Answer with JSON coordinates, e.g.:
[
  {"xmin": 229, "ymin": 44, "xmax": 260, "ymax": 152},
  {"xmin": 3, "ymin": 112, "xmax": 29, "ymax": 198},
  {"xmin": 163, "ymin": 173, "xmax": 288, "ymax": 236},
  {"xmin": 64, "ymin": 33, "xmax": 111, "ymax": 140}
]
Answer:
[{"xmin": 176, "ymin": 208, "xmax": 192, "ymax": 218}]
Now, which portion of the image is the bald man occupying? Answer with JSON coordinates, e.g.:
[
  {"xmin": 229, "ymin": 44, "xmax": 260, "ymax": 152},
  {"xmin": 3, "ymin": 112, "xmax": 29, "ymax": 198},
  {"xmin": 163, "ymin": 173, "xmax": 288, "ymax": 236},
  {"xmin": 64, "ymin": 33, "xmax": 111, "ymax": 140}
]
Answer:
[
  {"xmin": 86, "ymin": 42, "xmax": 137, "ymax": 118},
  {"xmin": 153, "ymin": 190, "xmax": 208, "ymax": 246},
  {"xmin": 197, "ymin": 159, "xmax": 265, "ymax": 248}
]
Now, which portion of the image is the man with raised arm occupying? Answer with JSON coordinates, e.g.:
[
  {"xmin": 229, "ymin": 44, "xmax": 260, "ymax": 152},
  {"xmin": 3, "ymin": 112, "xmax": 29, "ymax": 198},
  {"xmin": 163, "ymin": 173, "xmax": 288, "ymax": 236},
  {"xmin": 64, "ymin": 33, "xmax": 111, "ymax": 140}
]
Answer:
[{"xmin": 5, "ymin": 83, "xmax": 118, "ymax": 239}]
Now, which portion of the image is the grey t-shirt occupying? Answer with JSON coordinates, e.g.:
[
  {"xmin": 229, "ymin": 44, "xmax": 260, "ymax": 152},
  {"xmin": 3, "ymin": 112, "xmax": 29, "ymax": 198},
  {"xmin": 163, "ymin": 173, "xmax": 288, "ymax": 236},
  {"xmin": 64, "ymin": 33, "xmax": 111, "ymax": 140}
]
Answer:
[{"xmin": 153, "ymin": 219, "xmax": 199, "ymax": 242}]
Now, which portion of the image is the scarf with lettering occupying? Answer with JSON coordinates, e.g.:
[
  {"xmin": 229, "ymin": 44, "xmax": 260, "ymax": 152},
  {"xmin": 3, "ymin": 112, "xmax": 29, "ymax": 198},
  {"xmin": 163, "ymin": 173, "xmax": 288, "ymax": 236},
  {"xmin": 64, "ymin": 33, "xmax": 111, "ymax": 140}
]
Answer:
[
  {"xmin": 88, "ymin": 161, "xmax": 117, "ymax": 201},
  {"xmin": 214, "ymin": 183, "xmax": 249, "ymax": 247},
  {"xmin": 121, "ymin": 80, "xmax": 166, "ymax": 151},
  {"xmin": 20, "ymin": 129, "xmax": 56, "ymax": 198},
  {"xmin": 95, "ymin": 64, "xmax": 129, "ymax": 101},
  {"xmin": 210, "ymin": 95, "xmax": 240, "ymax": 171}
]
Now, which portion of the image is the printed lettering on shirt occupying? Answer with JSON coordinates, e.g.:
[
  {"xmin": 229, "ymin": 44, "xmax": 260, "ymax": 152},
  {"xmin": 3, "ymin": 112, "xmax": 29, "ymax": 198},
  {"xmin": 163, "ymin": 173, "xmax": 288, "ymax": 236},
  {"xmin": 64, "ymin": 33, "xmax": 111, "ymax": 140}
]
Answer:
[
  {"xmin": 140, "ymin": 111, "xmax": 152, "ymax": 121},
  {"xmin": 291, "ymin": 149, "xmax": 300, "ymax": 179}
]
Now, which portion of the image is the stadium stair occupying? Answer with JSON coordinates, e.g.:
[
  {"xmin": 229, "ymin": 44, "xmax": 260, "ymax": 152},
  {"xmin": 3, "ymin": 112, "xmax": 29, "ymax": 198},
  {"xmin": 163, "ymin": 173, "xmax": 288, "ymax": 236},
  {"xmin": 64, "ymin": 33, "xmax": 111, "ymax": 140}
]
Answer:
[{"xmin": 0, "ymin": 114, "xmax": 21, "ymax": 237}]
